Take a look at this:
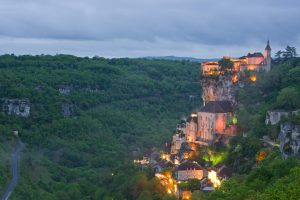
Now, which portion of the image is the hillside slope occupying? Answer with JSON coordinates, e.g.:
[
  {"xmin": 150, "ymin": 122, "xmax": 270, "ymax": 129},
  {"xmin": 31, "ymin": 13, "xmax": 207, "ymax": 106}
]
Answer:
[
  {"xmin": 0, "ymin": 55, "xmax": 201, "ymax": 199},
  {"xmin": 205, "ymin": 57, "xmax": 300, "ymax": 200}
]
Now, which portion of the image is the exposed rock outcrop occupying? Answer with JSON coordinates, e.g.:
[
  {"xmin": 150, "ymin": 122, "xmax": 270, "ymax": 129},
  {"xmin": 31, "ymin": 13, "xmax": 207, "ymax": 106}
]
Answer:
[
  {"xmin": 61, "ymin": 104, "xmax": 74, "ymax": 117},
  {"xmin": 265, "ymin": 110, "xmax": 299, "ymax": 125},
  {"xmin": 1, "ymin": 99, "xmax": 30, "ymax": 117},
  {"xmin": 58, "ymin": 85, "xmax": 72, "ymax": 94},
  {"xmin": 279, "ymin": 123, "xmax": 300, "ymax": 159},
  {"xmin": 201, "ymin": 75, "xmax": 238, "ymax": 106}
]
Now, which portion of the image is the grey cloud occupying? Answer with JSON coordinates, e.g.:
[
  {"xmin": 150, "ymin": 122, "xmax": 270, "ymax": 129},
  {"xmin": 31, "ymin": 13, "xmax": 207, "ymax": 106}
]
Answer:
[{"xmin": 0, "ymin": 0, "xmax": 299, "ymax": 57}]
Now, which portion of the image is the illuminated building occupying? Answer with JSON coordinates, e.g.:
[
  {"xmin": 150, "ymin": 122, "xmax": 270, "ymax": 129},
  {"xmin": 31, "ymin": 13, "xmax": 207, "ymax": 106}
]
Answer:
[
  {"xmin": 201, "ymin": 41, "xmax": 272, "ymax": 75},
  {"xmin": 186, "ymin": 101, "xmax": 237, "ymax": 145},
  {"xmin": 176, "ymin": 160, "xmax": 204, "ymax": 181}
]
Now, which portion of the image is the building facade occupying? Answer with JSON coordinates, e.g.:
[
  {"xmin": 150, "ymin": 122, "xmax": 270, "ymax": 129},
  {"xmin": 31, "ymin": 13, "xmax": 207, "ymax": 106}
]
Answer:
[
  {"xmin": 202, "ymin": 41, "xmax": 272, "ymax": 75},
  {"xmin": 185, "ymin": 101, "xmax": 237, "ymax": 145},
  {"xmin": 176, "ymin": 160, "xmax": 204, "ymax": 181}
]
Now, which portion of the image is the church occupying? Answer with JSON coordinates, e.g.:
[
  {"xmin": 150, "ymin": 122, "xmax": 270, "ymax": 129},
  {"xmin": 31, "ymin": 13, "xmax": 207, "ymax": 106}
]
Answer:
[
  {"xmin": 186, "ymin": 101, "xmax": 237, "ymax": 146},
  {"xmin": 201, "ymin": 41, "xmax": 272, "ymax": 75}
]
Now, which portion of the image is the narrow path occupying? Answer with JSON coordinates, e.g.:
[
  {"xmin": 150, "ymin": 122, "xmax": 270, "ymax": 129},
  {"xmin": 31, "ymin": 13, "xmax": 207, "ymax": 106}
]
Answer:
[{"xmin": 1, "ymin": 138, "xmax": 24, "ymax": 200}]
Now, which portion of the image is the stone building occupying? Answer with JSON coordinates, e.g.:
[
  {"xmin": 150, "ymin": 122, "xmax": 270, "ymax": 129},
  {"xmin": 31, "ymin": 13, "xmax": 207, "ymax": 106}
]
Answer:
[
  {"xmin": 176, "ymin": 160, "xmax": 204, "ymax": 181},
  {"xmin": 201, "ymin": 41, "xmax": 272, "ymax": 75},
  {"xmin": 184, "ymin": 101, "xmax": 237, "ymax": 145},
  {"xmin": 186, "ymin": 113, "xmax": 198, "ymax": 143},
  {"xmin": 197, "ymin": 101, "xmax": 236, "ymax": 145},
  {"xmin": 171, "ymin": 133, "xmax": 186, "ymax": 155}
]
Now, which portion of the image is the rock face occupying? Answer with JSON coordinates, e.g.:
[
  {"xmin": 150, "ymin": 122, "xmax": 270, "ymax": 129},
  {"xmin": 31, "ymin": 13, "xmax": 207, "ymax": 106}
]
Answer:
[
  {"xmin": 58, "ymin": 85, "xmax": 72, "ymax": 94},
  {"xmin": 61, "ymin": 104, "xmax": 74, "ymax": 117},
  {"xmin": 201, "ymin": 75, "xmax": 238, "ymax": 106},
  {"xmin": 279, "ymin": 123, "xmax": 300, "ymax": 159},
  {"xmin": 265, "ymin": 110, "xmax": 299, "ymax": 125},
  {"xmin": 1, "ymin": 99, "xmax": 30, "ymax": 117}
]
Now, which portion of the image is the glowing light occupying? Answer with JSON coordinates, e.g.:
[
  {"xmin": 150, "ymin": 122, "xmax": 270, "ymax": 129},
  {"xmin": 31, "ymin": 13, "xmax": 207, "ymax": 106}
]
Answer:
[
  {"xmin": 167, "ymin": 189, "xmax": 172, "ymax": 194},
  {"xmin": 232, "ymin": 74, "xmax": 238, "ymax": 83},
  {"xmin": 256, "ymin": 151, "xmax": 267, "ymax": 162},
  {"xmin": 250, "ymin": 75, "xmax": 257, "ymax": 82},
  {"xmin": 182, "ymin": 191, "xmax": 192, "ymax": 200},
  {"xmin": 232, "ymin": 116, "xmax": 238, "ymax": 125},
  {"xmin": 208, "ymin": 170, "xmax": 221, "ymax": 188}
]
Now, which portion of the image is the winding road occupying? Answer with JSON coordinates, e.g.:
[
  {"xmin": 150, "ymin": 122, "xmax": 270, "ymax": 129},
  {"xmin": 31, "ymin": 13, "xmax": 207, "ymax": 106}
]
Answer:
[{"xmin": 1, "ymin": 138, "xmax": 24, "ymax": 200}]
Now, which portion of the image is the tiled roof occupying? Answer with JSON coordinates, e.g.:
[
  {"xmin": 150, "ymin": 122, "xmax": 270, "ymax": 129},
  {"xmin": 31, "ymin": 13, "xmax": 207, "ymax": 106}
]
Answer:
[
  {"xmin": 247, "ymin": 52, "xmax": 264, "ymax": 58},
  {"xmin": 177, "ymin": 160, "xmax": 203, "ymax": 171},
  {"xmin": 200, "ymin": 101, "xmax": 233, "ymax": 113}
]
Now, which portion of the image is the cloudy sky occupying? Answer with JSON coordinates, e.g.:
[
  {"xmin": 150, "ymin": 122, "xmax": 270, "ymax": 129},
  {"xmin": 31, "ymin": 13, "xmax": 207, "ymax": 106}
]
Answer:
[{"xmin": 0, "ymin": 0, "xmax": 299, "ymax": 58}]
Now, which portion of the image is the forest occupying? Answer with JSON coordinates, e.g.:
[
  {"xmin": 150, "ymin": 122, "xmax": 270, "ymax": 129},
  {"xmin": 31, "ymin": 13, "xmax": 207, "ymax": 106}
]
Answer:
[
  {"xmin": 0, "ymin": 55, "xmax": 201, "ymax": 199},
  {"xmin": 0, "ymin": 54, "xmax": 300, "ymax": 200}
]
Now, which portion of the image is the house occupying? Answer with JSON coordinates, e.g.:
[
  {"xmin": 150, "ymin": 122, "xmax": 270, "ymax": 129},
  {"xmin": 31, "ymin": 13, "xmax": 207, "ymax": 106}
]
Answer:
[
  {"xmin": 151, "ymin": 158, "xmax": 174, "ymax": 173},
  {"xmin": 171, "ymin": 133, "xmax": 186, "ymax": 155},
  {"xmin": 176, "ymin": 160, "xmax": 204, "ymax": 181},
  {"xmin": 202, "ymin": 41, "xmax": 272, "ymax": 75},
  {"xmin": 177, "ymin": 142, "xmax": 194, "ymax": 160},
  {"xmin": 186, "ymin": 113, "xmax": 198, "ymax": 143}
]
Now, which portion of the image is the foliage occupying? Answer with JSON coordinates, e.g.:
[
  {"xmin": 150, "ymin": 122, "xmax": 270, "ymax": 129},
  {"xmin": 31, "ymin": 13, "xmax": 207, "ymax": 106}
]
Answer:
[
  {"xmin": 214, "ymin": 57, "xmax": 300, "ymax": 199},
  {"xmin": 206, "ymin": 152, "xmax": 300, "ymax": 200},
  {"xmin": 0, "ymin": 55, "xmax": 201, "ymax": 199},
  {"xmin": 218, "ymin": 58, "xmax": 234, "ymax": 71}
]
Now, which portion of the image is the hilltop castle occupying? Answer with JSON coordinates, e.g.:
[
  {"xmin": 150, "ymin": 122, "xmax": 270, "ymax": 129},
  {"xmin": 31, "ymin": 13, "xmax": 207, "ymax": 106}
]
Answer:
[{"xmin": 202, "ymin": 41, "xmax": 272, "ymax": 75}]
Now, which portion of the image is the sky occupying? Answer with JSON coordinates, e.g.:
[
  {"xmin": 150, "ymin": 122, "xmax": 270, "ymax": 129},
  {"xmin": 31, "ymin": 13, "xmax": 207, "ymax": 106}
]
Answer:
[{"xmin": 0, "ymin": 0, "xmax": 299, "ymax": 58}]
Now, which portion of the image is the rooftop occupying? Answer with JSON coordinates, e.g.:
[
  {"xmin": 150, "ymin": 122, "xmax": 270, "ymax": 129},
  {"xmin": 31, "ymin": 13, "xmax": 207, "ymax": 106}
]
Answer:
[
  {"xmin": 177, "ymin": 160, "xmax": 203, "ymax": 171},
  {"xmin": 246, "ymin": 52, "xmax": 264, "ymax": 58}
]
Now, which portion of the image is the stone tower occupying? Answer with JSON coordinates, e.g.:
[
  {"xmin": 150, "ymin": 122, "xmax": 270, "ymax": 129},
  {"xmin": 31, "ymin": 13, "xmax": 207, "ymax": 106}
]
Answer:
[{"xmin": 264, "ymin": 40, "xmax": 272, "ymax": 71}]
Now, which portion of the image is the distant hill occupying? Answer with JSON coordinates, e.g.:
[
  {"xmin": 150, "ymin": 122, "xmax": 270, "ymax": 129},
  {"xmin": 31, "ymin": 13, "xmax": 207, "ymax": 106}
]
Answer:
[{"xmin": 143, "ymin": 56, "xmax": 218, "ymax": 63}]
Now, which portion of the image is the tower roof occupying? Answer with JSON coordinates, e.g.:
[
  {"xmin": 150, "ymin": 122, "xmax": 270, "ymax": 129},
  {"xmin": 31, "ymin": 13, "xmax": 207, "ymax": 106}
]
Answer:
[{"xmin": 265, "ymin": 40, "xmax": 271, "ymax": 51}]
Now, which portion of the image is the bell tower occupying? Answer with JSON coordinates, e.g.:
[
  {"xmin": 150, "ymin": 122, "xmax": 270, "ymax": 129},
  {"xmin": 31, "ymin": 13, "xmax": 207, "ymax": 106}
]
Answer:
[{"xmin": 264, "ymin": 40, "xmax": 271, "ymax": 71}]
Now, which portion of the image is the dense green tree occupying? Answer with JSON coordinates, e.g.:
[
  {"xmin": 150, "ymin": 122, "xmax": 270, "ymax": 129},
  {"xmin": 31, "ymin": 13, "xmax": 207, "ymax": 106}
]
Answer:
[
  {"xmin": 218, "ymin": 58, "xmax": 234, "ymax": 71},
  {"xmin": 276, "ymin": 86, "xmax": 300, "ymax": 109}
]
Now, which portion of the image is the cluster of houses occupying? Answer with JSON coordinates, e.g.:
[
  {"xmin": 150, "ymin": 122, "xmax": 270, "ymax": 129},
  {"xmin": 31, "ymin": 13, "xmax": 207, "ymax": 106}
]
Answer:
[{"xmin": 134, "ymin": 41, "xmax": 275, "ymax": 199}]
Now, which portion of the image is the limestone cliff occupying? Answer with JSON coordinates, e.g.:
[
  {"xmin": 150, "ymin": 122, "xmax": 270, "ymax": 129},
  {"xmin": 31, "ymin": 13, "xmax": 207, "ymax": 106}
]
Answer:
[
  {"xmin": 1, "ymin": 99, "xmax": 30, "ymax": 117},
  {"xmin": 279, "ymin": 123, "xmax": 300, "ymax": 159},
  {"xmin": 200, "ymin": 75, "xmax": 238, "ymax": 105}
]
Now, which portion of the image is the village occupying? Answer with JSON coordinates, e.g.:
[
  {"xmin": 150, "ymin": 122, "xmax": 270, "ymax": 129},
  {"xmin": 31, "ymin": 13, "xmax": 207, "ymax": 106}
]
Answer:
[{"xmin": 133, "ymin": 41, "xmax": 279, "ymax": 199}]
